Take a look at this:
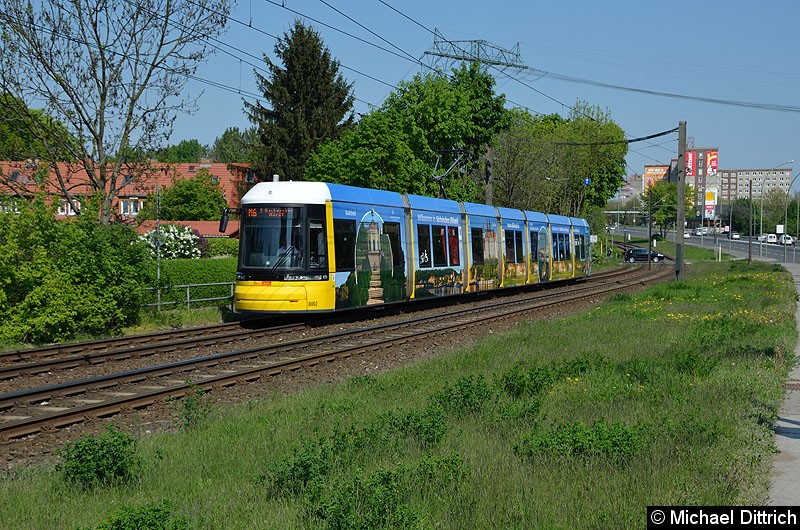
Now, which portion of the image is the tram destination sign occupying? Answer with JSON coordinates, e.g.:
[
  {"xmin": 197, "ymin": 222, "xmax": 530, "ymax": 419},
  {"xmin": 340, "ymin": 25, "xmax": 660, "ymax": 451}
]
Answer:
[{"xmin": 246, "ymin": 207, "xmax": 293, "ymax": 218}]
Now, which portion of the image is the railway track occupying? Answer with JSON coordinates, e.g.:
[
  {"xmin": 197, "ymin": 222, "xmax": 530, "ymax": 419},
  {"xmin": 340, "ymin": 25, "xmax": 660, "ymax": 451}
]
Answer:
[
  {"xmin": 0, "ymin": 267, "xmax": 630, "ymax": 383},
  {"xmin": 0, "ymin": 264, "xmax": 670, "ymax": 442}
]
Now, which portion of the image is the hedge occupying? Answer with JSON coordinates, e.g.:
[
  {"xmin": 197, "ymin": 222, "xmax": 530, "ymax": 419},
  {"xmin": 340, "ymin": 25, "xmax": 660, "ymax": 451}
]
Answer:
[{"xmin": 144, "ymin": 257, "xmax": 237, "ymax": 310}]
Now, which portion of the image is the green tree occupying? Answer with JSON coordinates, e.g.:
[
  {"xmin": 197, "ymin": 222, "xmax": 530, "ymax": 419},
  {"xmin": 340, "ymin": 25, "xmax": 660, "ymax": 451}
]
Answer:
[
  {"xmin": 639, "ymin": 181, "xmax": 695, "ymax": 238},
  {"xmin": 306, "ymin": 64, "xmax": 509, "ymax": 202},
  {"xmin": 0, "ymin": 0, "xmax": 233, "ymax": 223},
  {"xmin": 139, "ymin": 168, "xmax": 228, "ymax": 221},
  {"xmin": 0, "ymin": 93, "xmax": 78, "ymax": 162},
  {"xmin": 379, "ymin": 63, "xmax": 509, "ymax": 201},
  {"xmin": 0, "ymin": 196, "xmax": 155, "ymax": 344},
  {"xmin": 246, "ymin": 20, "xmax": 355, "ymax": 182},
  {"xmin": 210, "ymin": 127, "xmax": 257, "ymax": 163},
  {"xmin": 760, "ymin": 188, "xmax": 787, "ymax": 235},
  {"xmin": 550, "ymin": 102, "xmax": 627, "ymax": 216},
  {"xmin": 728, "ymin": 197, "xmax": 753, "ymax": 235},
  {"xmin": 492, "ymin": 102, "xmax": 626, "ymax": 216},
  {"xmin": 156, "ymin": 139, "xmax": 207, "ymax": 163},
  {"xmin": 307, "ymin": 111, "xmax": 432, "ymax": 195},
  {"xmin": 493, "ymin": 109, "xmax": 565, "ymax": 212}
]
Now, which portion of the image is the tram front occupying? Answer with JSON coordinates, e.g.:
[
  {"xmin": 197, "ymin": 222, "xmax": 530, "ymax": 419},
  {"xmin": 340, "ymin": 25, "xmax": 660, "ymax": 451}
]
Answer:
[{"xmin": 233, "ymin": 182, "xmax": 334, "ymax": 313}]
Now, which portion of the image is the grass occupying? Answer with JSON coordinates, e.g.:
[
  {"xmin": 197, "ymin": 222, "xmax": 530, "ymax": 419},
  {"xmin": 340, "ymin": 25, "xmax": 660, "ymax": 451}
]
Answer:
[
  {"xmin": 1, "ymin": 259, "xmax": 796, "ymax": 529},
  {"xmin": 125, "ymin": 306, "xmax": 231, "ymax": 334}
]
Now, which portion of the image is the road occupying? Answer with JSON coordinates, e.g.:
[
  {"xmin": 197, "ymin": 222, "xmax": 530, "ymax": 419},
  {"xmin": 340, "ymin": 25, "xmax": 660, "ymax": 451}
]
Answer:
[{"xmin": 611, "ymin": 226, "xmax": 800, "ymax": 264}]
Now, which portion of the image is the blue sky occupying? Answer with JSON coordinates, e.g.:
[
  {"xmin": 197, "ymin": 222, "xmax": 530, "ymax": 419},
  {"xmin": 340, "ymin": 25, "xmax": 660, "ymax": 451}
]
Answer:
[{"xmin": 173, "ymin": 0, "xmax": 800, "ymax": 177}]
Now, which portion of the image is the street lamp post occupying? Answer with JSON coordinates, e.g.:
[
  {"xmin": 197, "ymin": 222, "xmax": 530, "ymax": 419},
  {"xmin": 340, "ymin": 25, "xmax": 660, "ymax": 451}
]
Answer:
[
  {"xmin": 783, "ymin": 172, "xmax": 800, "ymax": 262},
  {"xmin": 748, "ymin": 179, "xmax": 753, "ymax": 265},
  {"xmin": 760, "ymin": 160, "xmax": 794, "ymax": 254}
]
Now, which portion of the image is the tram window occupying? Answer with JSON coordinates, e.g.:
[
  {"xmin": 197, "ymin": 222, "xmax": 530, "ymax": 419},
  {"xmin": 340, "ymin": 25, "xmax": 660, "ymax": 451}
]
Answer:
[
  {"xmin": 383, "ymin": 222, "xmax": 402, "ymax": 267},
  {"xmin": 564, "ymin": 234, "xmax": 572, "ymax": 260},
  {"xmin": 417, "ymin": 224, "xmax": 432, "ymax": 268},
  {"xmin": 448, "ymin": 226, "xmax": 460, "ymax": 266},
  {"xmin": 505, "ymin": 231, "xmax": 515, "ymax": 263},
  {"xmin": 334, "ymin": 220, "xmax": 356, "ymax": 271},
  {"xmin": 309, "ymin": 220, "xmax": 326, "ymax": 269},
  {"xmin": 552, "ymin": 233, "xmax": 562, "ymax": 262},
  {"xmin": 471, "ymin": 228, "xmax": 484, "ymax": 264},
  {"xmin": 514, "ymin": 230, "xmax": 524, "ymax": 264},
  {"xmin": 529, "ymin": 231, "xmax": 538, "ymax": 261},
  {"xmin": 432, "ymin": 225, "xmax": 447, "ymax": 267},
  {"xmin": 538, "ymin": 229, "xmax": 548, "ymax": 262},
  {"xmin": 506, "ymin": 229, "xmax": 523, "ymax": 263}
]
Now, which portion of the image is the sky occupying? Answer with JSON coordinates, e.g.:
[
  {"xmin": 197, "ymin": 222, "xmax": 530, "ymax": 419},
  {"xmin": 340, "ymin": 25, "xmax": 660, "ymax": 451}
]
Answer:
[{"xmin": 172, "ymin": 0, "xmax": 800, "ymax": 179}]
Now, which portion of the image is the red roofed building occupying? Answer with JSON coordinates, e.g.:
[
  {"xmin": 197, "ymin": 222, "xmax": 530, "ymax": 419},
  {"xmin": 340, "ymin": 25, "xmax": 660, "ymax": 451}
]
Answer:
[
  {"xmin": 0, "ymin": 160, "xmax": 254, "ymax": 228},
  {"xmin": 137, "ymin": 219, "xmax": 239, "ymax": 238}
]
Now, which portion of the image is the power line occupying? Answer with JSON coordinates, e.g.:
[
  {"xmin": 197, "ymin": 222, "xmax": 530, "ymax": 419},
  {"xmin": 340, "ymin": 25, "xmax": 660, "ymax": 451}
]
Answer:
[
  {"xmin": 523, "ymin": 67, "xmax": 800, "ymax": 114},
  {"xmin": 556, "ymin": 127, "xmax": 679, "ymax": 147}
]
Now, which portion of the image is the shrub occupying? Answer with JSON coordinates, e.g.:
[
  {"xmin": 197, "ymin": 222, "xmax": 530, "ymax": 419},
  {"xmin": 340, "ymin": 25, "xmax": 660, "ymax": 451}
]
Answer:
[
  {"xmin": 90, "ymin": 500, "xmax": 188, "ymax": 530},
  {"xmin": 140, "ymin": 224, "xmax": 201, "ymax": 259},
  {"xmin": 431, "ymin": 375, "xmax": 494, "ymax": 417},
  {"xmin": 387, "ymin": 404, "xmax": 449, "ymax": 448},
  {"xmin": 159, "ymin": 257, "xmax": 236, "ymax": 286},
  {"xmin": 192, "ymin": 229, "xmax": 209, "ymax": 257},
  {"xmin": 169, "ymin": 381, "xmax": 213, "ymax": 429},
  {"xmin": 0, "ymin": 197, "xmax": 155, "ymax": 344},
  {"xmin": 310, "ymin": 468, "xmax": 418, "ymax": 529},
  {"xmin": 206, "ymin": 237, "xmax": 238, "ymax": 258},
  {"xmin": 258, "ymin": 437, "xmax": 332, "ymax": 497},
  {"xmin": 56, "ymin": 424, "xmax": 141, "ymax": 490},
  {"xmin": 515, "ymin": 419, "xmax": 647, "ymax": 465},
  {"xmin": 143, "ymin": 257, "xmax": 236, "ymax": 310}
]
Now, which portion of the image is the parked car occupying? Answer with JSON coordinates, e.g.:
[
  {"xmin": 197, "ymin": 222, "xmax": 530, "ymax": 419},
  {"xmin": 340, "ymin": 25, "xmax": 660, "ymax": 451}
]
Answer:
[
  {"xmin": 779, "ymin": 235, "xmax": 794, "ymax": 246},
  {"xmin": 624, "ymin": 247, "xmax": 665, "ymax": 263},
  {"xmin": 767, "ymin": 234, "xmax": 778, "ymax": 244},
  {"xmin": 757, "ymin": 234, "xmax": 768, "ymax": 242},
  {"xmin": 693, "ymin": 228, "xmax": 703, "ymax": 236},
  {"xmin": 683, "ymin": 231, "xmax": 691, "ymax": 239},
  {"xmin": 727, "ymin": 231, "xmax": 740, "ymax": 240}
]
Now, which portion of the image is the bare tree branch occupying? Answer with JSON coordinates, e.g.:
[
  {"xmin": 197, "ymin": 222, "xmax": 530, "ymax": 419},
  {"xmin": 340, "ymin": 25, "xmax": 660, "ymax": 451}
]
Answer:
[{"xmin": 0, "ymin": 0, "xmax": 232, "ymax": 222}]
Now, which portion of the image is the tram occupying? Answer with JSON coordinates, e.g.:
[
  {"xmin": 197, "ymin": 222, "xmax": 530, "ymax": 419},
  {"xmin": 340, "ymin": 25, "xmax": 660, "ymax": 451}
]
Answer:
[{"xmin": 222, "ymin": 181, "xmax": 591, "ymax": 313}]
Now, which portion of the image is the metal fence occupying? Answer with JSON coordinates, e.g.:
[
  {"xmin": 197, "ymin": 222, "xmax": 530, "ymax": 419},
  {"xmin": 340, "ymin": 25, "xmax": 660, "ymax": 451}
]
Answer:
[{"xmin": 144, "ymin": 282, "xmax": 234, "ymax": 311}]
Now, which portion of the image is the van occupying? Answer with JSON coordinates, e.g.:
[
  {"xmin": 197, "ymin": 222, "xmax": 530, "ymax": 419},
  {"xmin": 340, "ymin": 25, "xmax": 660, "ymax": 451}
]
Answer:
[{"xmin": 767, "ymin": 234, "xmax": 777, "ymax": 244}]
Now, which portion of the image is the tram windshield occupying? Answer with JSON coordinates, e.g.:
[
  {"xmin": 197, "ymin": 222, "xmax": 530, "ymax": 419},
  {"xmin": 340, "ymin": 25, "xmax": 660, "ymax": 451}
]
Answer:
[{"xmin": 239, "ymin": 205, "xmax": 327, "ymax": 275}]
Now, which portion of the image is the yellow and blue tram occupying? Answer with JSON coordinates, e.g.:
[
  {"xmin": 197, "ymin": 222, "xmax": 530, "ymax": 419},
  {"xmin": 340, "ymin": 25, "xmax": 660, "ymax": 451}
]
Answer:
[{"xmin": 229, "ymin": 181, "xmax": 591, "ymax": 313}]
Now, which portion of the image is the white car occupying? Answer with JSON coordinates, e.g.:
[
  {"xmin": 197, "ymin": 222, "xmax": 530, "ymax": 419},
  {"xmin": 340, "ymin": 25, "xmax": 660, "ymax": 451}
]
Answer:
[
  {"xmin": 767, "ymin": 234, "xmax": 778, "ymax": 244},
  {"xmin": 779, "ymin": 235, "xmax": 794, "ymax": 246},
  {"xmin": 757, "ymin": 234, "xmax": 768, "ymax": 242}
]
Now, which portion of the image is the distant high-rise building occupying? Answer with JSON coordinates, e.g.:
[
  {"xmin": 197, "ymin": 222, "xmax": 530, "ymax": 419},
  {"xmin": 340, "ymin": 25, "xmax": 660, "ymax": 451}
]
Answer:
[
  {"xmin": 615, "ymin": 173, "xmax": 643, "ymax": 202},
  {"xmin": 719, "ymin": 167, "xmax": 793, "ymax": 201}
]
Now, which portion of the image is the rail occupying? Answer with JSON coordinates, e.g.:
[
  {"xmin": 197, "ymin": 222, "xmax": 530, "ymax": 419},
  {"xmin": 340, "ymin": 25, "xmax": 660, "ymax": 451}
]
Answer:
[{"xmin": 144, "ymin": 282, "xmax": 234, "ymax": 311}]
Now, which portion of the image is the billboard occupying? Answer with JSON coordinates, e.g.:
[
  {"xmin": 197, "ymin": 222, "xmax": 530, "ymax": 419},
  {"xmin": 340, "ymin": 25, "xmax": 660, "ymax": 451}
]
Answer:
[
  {"xmin": 704, "ymin": 190, "xmax": 716, "ymax": 219},
  {"xmin": 706, "ymin": 150, "xmax": 718, "ymax": 177},
  {"xmin": 644, "ymin": 165, "xmax": 669, "ymax": 188},
  {"xmin": 686, "ymin": 151, "xmax": 695, "ymax": 178}
]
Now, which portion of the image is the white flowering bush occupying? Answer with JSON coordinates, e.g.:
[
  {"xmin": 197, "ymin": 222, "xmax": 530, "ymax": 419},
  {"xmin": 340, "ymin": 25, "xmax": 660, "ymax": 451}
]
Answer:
[{"xmin": 140, "ymin": 224, "xmax": 201, "ymax": 259}]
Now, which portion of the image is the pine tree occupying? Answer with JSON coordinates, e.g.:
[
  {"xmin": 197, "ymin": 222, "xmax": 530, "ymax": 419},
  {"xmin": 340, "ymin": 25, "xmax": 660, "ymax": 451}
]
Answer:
[{"xmin": 245, "ymin": 20, "xmax": 355, "ymax": 182}]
